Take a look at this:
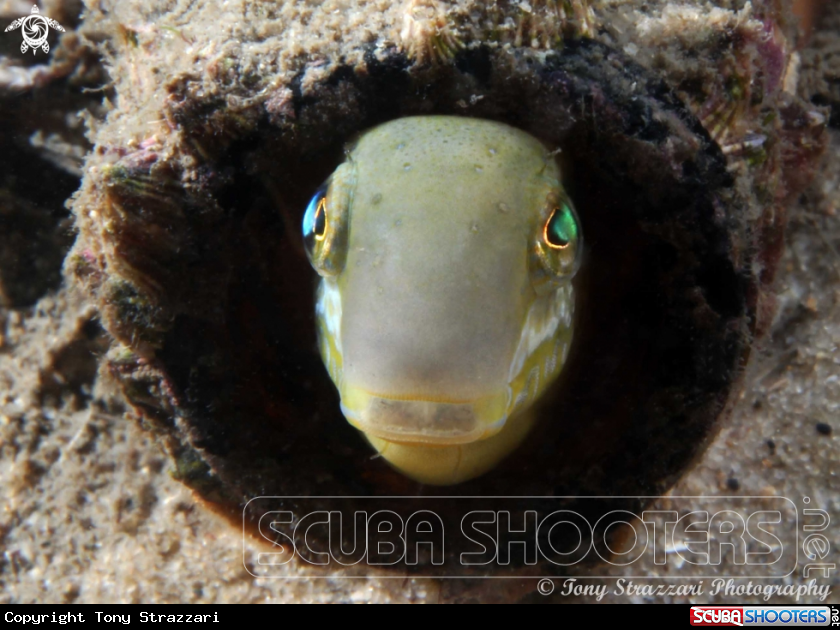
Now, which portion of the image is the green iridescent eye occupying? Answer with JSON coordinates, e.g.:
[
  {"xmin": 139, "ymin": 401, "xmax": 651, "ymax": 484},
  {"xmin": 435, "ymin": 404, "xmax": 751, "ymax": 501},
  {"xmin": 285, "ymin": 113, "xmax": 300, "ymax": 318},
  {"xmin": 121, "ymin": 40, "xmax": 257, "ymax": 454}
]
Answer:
[
  {"xmin": 544, "ymin": 204, "xmax": 579, "ymax": 249},
  {"xmin": 301, "ymin": 165, "xmax": 353, "ymax": 277},
  {"xmin": 531, "ymin": 193, "xmax": 582, "ymax": 293}
]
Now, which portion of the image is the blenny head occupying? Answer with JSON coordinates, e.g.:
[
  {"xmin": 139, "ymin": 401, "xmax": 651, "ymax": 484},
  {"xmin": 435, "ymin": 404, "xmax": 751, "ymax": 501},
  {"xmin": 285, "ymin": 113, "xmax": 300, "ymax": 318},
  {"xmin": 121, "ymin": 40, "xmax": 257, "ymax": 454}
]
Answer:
[{"xmin": 303, "ymin": 116, "xmax": 581, "ymax": 484}]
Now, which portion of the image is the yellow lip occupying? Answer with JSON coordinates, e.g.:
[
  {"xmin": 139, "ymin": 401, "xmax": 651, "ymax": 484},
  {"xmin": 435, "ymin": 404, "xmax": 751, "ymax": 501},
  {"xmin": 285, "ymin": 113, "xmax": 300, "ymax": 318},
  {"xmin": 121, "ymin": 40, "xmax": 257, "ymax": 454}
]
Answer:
[{"xmin": 339, "ymin": 385, "xmax": 510, "ymax": 446}]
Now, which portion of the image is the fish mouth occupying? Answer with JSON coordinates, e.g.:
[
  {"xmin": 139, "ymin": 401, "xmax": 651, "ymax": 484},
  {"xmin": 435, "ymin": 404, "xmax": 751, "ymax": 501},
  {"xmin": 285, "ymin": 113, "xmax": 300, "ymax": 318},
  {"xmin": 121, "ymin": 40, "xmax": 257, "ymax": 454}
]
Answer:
[{"xmin": 339, "ymin": 387, "xmax": 509, "ymax": 446}]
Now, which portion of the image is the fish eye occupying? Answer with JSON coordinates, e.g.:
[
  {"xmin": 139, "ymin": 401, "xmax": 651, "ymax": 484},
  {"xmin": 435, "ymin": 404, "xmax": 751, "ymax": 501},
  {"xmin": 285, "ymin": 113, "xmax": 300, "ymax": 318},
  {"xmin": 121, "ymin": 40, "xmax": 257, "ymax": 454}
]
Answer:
[
  {"xmin": 544, "ymin": 203, "xmax": 579, "ymax": 249},
  {"xmin": 532, "ymin": 193, "xmax": 582, "ymax": 292},
  {"xmin": 303, "ymin": 183, "xmax": 329, "ymax": 257},
  {"xmin": 301, "ymin": 168, "xmax": 352, "ymax": 277}
]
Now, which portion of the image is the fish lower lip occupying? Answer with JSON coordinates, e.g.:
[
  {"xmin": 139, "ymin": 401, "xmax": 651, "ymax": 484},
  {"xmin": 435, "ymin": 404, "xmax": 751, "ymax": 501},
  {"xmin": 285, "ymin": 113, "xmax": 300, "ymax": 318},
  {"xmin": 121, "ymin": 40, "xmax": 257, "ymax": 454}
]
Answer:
[{"xmin": 340, "ymin": 391, "xmax": 507, "ymax": 445}]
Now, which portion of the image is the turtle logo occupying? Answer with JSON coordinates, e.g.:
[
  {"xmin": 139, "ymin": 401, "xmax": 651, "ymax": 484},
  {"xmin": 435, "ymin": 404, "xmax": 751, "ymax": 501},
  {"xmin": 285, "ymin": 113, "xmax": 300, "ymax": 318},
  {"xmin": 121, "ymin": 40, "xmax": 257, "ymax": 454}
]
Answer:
[{"xmin": 5, "ymin": 5, "xmax": 64, "ymax": 55}]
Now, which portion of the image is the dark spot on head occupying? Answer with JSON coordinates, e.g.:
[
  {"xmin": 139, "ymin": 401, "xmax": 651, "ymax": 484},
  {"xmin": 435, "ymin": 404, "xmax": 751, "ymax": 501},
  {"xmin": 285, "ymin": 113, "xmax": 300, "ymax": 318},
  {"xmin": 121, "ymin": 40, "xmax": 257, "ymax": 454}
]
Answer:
[
  {"xmin": 816, "ymin": 422, "xmax": 832, "ymax": 436},
  {"xmin": 726, "ymin": 477, "xmax": 740, "ymax": 491}
]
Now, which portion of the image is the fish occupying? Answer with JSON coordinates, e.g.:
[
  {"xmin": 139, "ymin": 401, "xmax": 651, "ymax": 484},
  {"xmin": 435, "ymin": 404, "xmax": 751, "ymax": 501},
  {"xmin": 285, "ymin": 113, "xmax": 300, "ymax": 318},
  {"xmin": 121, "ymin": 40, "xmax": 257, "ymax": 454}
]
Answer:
[{"xmin": 303, "ymin": 115, "xmax": 582, "ymax": 485}]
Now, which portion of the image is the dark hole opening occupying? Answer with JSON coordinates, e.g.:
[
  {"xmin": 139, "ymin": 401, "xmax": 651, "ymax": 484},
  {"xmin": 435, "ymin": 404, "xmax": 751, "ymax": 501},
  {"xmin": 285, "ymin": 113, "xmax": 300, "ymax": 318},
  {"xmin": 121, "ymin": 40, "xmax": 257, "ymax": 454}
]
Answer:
[{"xmin": 140, "ymin": 42, "xmax": 747, "ymax": 571}]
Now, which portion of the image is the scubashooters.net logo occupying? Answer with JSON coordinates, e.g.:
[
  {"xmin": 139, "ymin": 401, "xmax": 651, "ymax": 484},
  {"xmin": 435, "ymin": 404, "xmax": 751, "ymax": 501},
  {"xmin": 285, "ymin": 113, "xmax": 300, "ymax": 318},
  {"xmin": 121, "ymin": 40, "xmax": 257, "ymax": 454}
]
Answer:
[
  {"xmin": 4, "ymin": 5, "xmax": 64, "ymax": 55},
  {"xmin": 690, "ymin": 606, "xmax": 838, "ymax": 626},
  {"xmin": 243, "ymin": 495, "xmax": 833, "ymax": 600}
]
